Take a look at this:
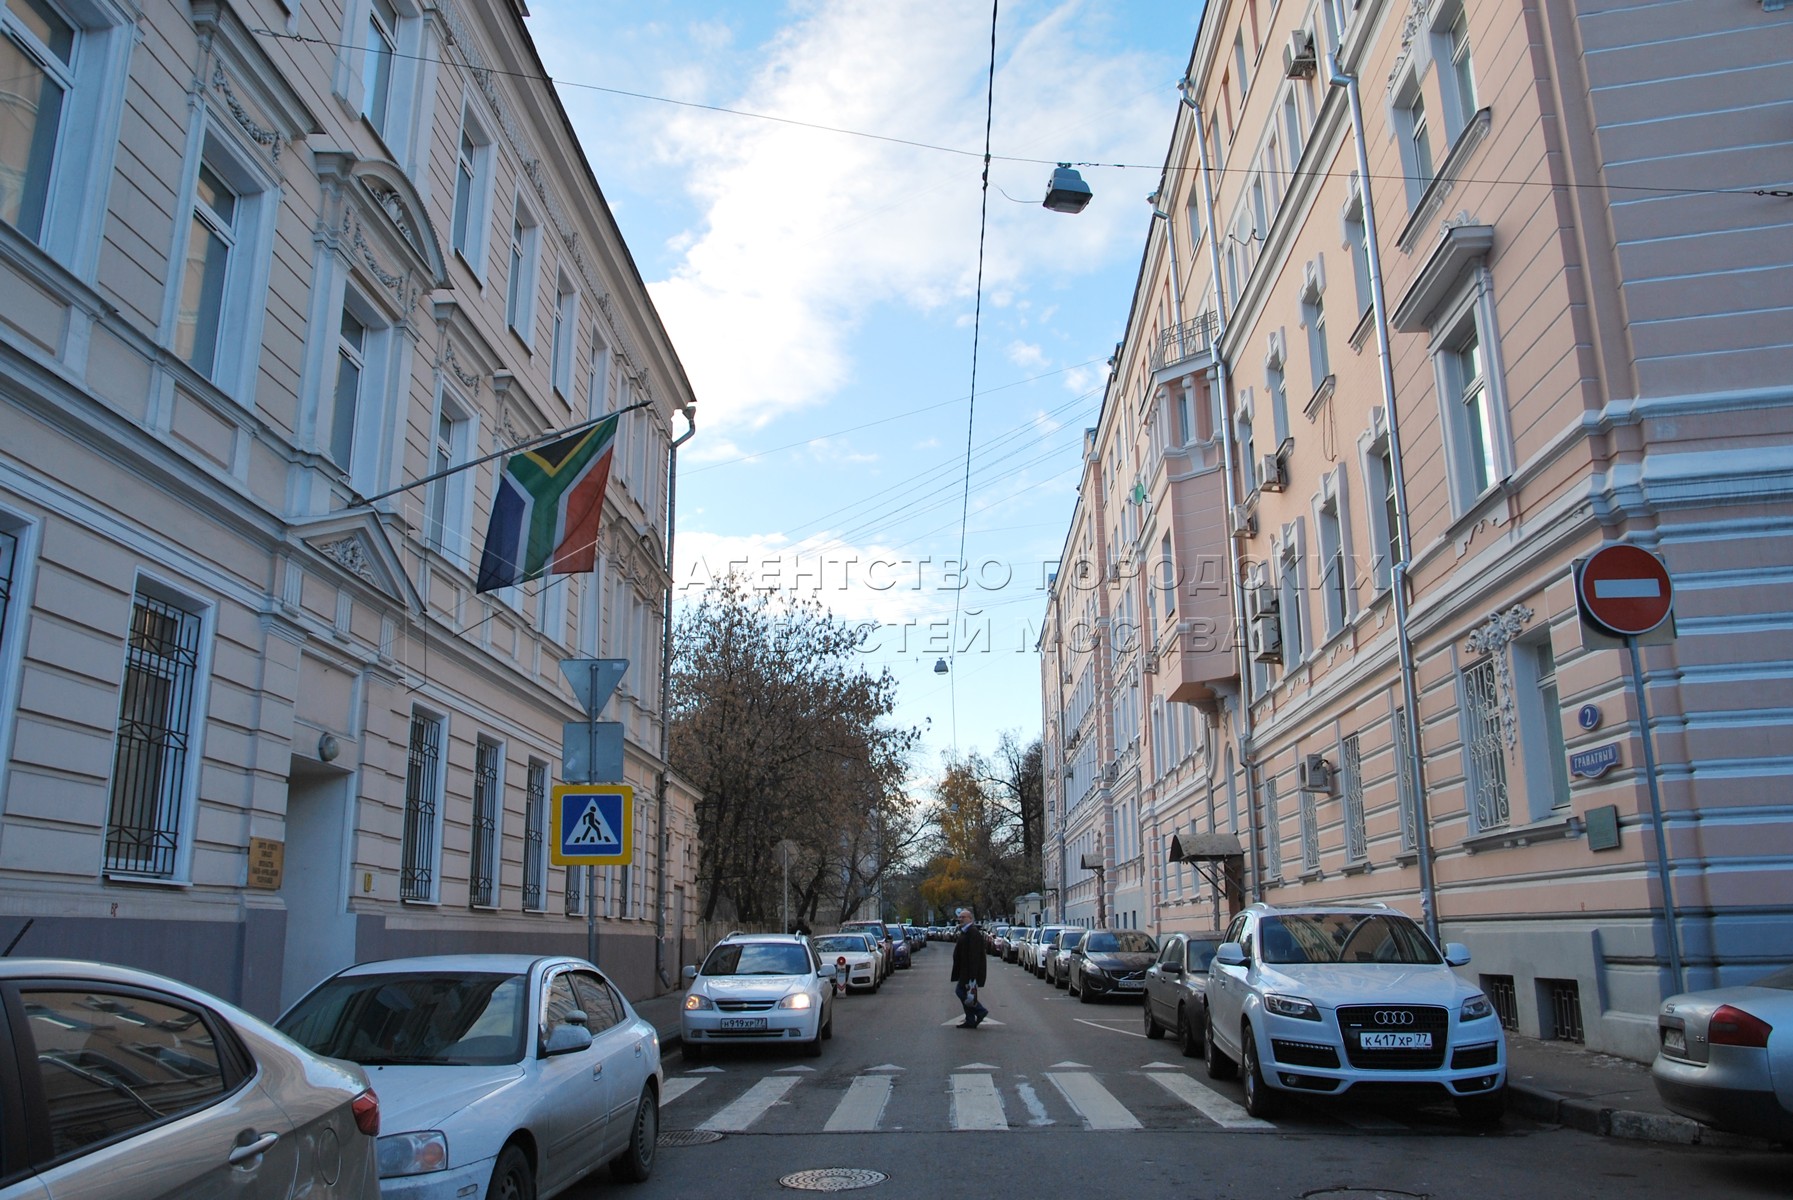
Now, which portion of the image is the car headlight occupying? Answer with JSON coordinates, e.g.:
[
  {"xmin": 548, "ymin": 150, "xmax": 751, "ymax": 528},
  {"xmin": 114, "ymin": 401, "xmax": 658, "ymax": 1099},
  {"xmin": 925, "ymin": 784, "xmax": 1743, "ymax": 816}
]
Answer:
[
  {"xmin": 1461, "ymin": 994, "xmax": 1495, "ymax": 1021},
  {"xmin": 1263, "ymin": 994, "xmax": 1321, "ymax": 1021},
  {"xmin": 779, "ymin": 992, "xmax": 814, "ymax": 1010},
  {"xmin": 684, "ymin": 993, "xmax": 715, "ymax": 1011},
  {"xmin": 1083, "ymin": 965, "xmax": 1107, "ymax": 979},
  {"xmin": 376, "ymin": 1131, "xmax": 448, "ymax": 1178}
]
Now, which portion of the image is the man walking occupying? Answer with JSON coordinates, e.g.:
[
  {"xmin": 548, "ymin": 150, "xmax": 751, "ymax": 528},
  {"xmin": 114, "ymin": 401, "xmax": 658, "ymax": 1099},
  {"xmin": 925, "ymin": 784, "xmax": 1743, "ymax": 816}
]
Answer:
[{"xmin": 950, "ymin": 907, "xmax": 989, "ymax": 1028}]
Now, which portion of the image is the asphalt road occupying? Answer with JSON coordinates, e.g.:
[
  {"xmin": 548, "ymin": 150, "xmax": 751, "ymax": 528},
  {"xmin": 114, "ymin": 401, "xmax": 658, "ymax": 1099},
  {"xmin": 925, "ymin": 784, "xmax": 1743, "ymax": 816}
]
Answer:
[{"xmin": 564, "ymin": 944, "xmax": 1788, "ymax": 1199}]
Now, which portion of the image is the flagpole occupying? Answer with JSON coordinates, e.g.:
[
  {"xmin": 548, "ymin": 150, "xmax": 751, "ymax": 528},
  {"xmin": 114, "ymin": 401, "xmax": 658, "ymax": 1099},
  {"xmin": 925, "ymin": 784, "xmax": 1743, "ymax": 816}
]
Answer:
[{"xmin": 345, "ymin": 400, "xmax": 655, "ymax": 510}]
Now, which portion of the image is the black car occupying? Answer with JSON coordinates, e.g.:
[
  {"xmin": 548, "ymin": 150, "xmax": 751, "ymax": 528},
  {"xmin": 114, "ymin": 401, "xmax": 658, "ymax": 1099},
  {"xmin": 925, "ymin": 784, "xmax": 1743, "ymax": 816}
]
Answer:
[
  {"xmin": 1067, "ymin": 929, "xmax": 1159, "ymax": 1002},
  {"xmin": 1142, "ymin": 931, "xmax": 1223, "ymax": 1053}
]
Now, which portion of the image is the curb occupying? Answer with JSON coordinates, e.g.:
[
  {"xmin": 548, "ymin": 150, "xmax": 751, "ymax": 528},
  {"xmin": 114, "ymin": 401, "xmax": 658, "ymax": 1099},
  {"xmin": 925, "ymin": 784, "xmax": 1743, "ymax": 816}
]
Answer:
[{"xmin": 1508, "ymin": 1081, "xmax": 1779, "ymax": 1149}]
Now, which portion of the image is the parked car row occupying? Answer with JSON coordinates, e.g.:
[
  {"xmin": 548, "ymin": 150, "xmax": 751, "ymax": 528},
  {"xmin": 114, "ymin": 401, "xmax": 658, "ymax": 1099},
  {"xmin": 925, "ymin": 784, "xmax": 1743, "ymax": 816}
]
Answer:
[
  {"xmin": 984, "ymin": 902, "xmax": 1513, "ymax": 1125},
  {"xmin": 0, "ymin": 951, "xmax": 664, "ymax": 1200}
]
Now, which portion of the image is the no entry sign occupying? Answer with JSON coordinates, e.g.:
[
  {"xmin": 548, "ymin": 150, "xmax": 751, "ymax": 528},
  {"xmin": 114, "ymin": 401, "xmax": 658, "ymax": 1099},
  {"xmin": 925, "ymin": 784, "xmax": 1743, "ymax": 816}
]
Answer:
[{"xmin": 1578, "ymin": 544, "xmax": 1673, "ymax": 637}]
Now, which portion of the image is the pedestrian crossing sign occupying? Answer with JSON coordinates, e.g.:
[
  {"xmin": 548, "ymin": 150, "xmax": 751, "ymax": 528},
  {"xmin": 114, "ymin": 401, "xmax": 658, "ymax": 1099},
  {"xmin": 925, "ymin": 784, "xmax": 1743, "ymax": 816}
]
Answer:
[{"xmin": 551, "ymin": 784, "xmax": 633, "ymax": 865}]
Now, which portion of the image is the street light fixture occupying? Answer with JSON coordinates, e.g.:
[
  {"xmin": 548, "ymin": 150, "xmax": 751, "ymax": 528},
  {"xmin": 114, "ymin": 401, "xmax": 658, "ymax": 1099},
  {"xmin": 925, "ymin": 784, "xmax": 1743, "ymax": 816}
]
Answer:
[{"xmin": 1043, "ymin": 164, "xmax": 1093, "ymax": 213}]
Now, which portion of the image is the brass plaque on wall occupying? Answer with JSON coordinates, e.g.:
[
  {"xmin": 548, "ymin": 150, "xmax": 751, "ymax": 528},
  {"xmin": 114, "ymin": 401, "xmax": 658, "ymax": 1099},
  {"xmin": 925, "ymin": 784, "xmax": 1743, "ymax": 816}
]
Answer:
[{"xmin": 248, "ymin": 837, "xmax": 285, "ymax": 889}]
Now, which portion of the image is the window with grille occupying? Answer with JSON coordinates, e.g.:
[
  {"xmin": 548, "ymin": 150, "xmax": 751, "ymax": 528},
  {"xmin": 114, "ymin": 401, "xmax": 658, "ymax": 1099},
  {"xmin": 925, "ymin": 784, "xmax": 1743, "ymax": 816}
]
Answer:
[
  {"xmin": 1543, "ymin": 978, "xmax": 1584, "ymax": 1043},
  {"xmin": 105, "ymin": 593, "xmax": 203, "ymax": 877},
  {"xmin": 565, "ymin": 864, "xmax": 584, "ymax": 916},
  {"xmin": 1463, "ymin": 656, "xmax": 1510, "ymax": 829},
  {"xmin": 470, "ymin": 737, "xmax": 501, "ymax": 908},
  {"xmin": 1481, "ymin": 973, "xmax": 1518, "ymax": 1031},
  {"xmin": 523, "ymin": 759, "xmax": 547, "ymax": 911},
  {"xmin": 401, "ymin": 711, "xmax": 442, "ymax": 900},
  {"xmin": 1264, "ymin": 776, "xmax": 1283, "ymax": 880},
  {"xmin": 1299, "ymin": 790, "xmax": 1320, "ymax": 873},
  {"xmin": 1393, "ymin": 706, "xmax": 1418, "ymax": 852},
  {"xmin": 1342, "ymin": 733, "xmax": 1367, "ymax": 863}
]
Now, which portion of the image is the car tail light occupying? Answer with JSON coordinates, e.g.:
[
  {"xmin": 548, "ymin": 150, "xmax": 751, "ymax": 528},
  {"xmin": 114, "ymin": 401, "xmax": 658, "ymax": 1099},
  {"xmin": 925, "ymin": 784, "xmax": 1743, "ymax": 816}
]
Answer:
[
  {"xmin": 1708, "ymin": 1004, "xmax": 1772, "ymax": 1048},
  {"xmin": 351, "ymin": 1088, "xmax": 380, "ymax": 1137}
]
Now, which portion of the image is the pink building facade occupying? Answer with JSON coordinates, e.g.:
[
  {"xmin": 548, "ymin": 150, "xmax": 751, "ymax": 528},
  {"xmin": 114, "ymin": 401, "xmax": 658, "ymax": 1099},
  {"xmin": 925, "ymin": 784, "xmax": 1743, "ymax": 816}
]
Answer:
[{"xmin": 1040, "ymin": 0, "xmax": 1793, "ymax": 1060}]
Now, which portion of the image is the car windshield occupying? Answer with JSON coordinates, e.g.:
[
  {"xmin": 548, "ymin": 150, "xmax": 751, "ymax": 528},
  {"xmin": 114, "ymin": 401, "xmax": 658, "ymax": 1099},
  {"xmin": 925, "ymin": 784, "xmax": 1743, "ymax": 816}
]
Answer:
[
  {"xmin": 813, "ymin": 936, "xmax": 867, "ymax": 954},
  {"xmin": 1059, "ymin": 932, "xmax": 1085, "ymax": 951},
  {"xmin": 277, "ymin": 972, "xmax": 527, "ymax": 1066},
  {"xmin": 1084, "ymin": 931, "xmax": 1157, "ymax": 954},
  {"xmin": 1258, "ymin": 914, "xmax": 1442, "ymax": 965},
  {"xmin": 701, "ymin": 943, "xmax": 813, "ymax": 976}
]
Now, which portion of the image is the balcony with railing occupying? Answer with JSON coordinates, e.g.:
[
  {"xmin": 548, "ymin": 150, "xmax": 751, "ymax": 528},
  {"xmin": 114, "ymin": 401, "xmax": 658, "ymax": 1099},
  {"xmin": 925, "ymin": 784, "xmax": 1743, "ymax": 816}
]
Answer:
[{"xmin": 1151, "ymin": 311, "xmax": 1219, "ymax": 375}]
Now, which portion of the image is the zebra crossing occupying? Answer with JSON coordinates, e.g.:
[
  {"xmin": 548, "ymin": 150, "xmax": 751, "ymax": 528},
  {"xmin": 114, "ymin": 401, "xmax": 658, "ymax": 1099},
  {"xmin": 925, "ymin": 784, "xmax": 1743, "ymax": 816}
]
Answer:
[{"xmin": 658, "ymin": 1061, "xmax": 1285, "ymax": 1134}]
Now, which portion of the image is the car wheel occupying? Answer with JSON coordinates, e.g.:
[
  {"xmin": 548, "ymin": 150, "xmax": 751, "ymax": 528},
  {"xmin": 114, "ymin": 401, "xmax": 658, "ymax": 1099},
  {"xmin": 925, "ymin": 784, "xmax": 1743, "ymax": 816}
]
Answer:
[
  {"xmin": 485, "ymin": 1145, "xmax": 535, "ymax": 1200},
  {"xmin": 1455, "ymin": 1087, "xmax": 1507, "ymax": 1126},
  {"xmin": 1240, "ymin": 1026, "xmax": 1279, "ymax": 1119},
  {"xmin": 609, "ymin": 1086, "xmax": 658, "ymax": 1183},
  {"xmin": 1078, "ymin": 976, "xmax": 1095, "ymax": 1004},
  {"xmin": 804, "ymin": 1027, "xmax": 825, "ymax": 1057},
  {"xmin": 1178, "ymin": 1003, "xmax": 1204, "ymax": 1057},
  {"xmin": 822, "ymin": 1008, "xmax": 834, "ymax": 1040},
  {"xmin": 1204, "ymin": 1009, "xmax": 1235, "ymax": 1079},
  {"xmin": 1143, "ymin": 1001, "xmax": 1166, "ymax": 1039}
]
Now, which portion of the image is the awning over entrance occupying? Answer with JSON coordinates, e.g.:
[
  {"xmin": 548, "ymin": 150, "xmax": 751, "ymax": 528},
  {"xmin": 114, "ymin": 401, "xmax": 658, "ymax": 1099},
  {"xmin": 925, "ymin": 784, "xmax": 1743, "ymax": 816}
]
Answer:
[{"xmin": 1167, "ymin": 832, "xmax": 1245, "ymax": 863}]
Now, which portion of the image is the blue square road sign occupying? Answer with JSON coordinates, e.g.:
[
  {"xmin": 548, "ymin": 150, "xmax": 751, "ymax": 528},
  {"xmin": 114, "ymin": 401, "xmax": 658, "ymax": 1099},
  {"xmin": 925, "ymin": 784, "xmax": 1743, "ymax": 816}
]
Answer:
[{"xmin": 552, "ymin": 785, "xmax": 633, "ymax": 866}]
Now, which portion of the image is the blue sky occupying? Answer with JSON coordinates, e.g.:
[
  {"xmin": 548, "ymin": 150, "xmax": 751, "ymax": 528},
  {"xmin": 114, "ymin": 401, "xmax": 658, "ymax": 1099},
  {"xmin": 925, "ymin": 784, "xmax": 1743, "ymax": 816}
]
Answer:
[{"xmin": 527, "ymin": 0, "xmax": 1202, "ymax": 780}]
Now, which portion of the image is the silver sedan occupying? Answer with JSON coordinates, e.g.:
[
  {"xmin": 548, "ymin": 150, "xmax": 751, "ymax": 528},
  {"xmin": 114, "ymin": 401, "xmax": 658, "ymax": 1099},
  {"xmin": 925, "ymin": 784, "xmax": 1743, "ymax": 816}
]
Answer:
[
  {"xmin": 1652, "ymin": 963, "xmax": 1793, "ymax": 1141},
  {"xmin": 0, "ymin": 958, "xmax": 378, "ymax": 1200}
]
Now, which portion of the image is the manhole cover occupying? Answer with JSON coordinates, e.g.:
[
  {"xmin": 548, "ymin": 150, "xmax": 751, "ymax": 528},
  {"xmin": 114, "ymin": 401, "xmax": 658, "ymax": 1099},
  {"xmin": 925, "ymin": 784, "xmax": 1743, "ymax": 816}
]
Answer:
[
  {"xmin": 1303, "ymin": 1191, "xmax": 1428, "ymax": 1200},
  {"xmin": 658, "ymin": 1129, "xmax": 725, "ymax": 1147},
  {"xmin": 778, "ymin": 1167, "xmax": 889, "ymax": 1191}
]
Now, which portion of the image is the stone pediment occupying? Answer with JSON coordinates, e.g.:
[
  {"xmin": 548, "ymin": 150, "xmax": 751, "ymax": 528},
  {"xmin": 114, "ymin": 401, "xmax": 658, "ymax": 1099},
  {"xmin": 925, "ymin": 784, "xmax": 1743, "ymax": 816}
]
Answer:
[
  {"xmin": 289, "ymin": 511, "xmax": 423, "ymax": 613},
  {"xmin": 357, "ymin": 165, "xmax": 447, "ymax": 285}
]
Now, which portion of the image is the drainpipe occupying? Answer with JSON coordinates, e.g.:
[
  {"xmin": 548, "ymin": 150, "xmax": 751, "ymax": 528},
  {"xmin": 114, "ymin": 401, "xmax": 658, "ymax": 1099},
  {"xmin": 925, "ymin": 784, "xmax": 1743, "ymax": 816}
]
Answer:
[
  {"xmin": 654, "ymin": 405, "xmax": 697, "ymax": 989},
  {"xmin": 1326, "ymin": 3, "xmax": 1439, "ymax": 941},
  {"xmin": 1182, "ymin": 83, "xmax": 1264, "ymax": 905}
]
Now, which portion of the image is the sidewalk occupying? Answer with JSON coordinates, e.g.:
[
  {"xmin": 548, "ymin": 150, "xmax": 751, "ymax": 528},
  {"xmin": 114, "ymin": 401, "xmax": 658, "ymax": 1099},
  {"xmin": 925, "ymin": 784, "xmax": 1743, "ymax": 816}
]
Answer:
[{"xmin": 629, "ymin": 986, "xmax": 1781, "ymax": 1149}]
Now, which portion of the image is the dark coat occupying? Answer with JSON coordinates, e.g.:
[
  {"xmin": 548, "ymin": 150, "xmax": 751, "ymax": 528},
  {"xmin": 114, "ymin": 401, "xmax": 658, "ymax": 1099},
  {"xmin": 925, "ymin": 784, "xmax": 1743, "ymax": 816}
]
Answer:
[{"xmin": 951, "ymin": 925, "xmax": 988, "ymax": 985}]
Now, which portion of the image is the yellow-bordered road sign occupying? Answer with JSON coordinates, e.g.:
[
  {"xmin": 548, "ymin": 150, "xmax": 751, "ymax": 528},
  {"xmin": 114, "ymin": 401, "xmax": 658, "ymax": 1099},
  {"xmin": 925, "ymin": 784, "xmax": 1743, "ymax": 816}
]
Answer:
[{"xmin": 551, "ymin": 784, "xmax": 633, "ymax": 865}]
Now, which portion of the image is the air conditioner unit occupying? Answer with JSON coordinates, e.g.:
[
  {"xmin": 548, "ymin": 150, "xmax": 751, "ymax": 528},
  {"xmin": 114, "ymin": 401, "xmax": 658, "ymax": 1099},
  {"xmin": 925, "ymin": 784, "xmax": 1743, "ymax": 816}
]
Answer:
[
  {"xmin": 1249, "ymin": 613, "xmax": 1283, "ymax": 663},
  {"xmin": 1101, "ymin": 762, "xmax": 1119, "ymax": 783},
  {"xmin": 1256, "ymin": 453, "xmax": 1286, "ymax": 492},
  {"xmin": 1229, "ymin": 504, "xmax": 1257, "ymax": 539},
  {"xmin": 1142, "ymin": 651, "xmax": 1158, "ymax": 674},
  {"xmin": 1245, "ymin": 583, "xmax": 1279, "ymax": 621},
  {"xmin": 1299, "ymin": 753, "xmax": 1335, "ymax": 793},
  {"xmin": 1284, "ymin": 29, "xmax": 1317, "ymax": 79}
]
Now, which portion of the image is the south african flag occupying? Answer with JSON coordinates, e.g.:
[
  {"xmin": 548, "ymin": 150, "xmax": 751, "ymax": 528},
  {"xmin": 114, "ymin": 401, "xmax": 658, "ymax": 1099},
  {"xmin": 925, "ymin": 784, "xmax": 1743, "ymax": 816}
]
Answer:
[{"xmin": 475, "ymin": 414, "xmax": 618, "ymax": 593}]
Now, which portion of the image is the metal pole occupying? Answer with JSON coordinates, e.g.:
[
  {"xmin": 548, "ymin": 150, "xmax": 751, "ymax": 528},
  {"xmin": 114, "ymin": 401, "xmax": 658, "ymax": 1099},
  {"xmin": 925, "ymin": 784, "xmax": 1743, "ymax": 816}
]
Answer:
[
  {"xmin": 1328, "ymin": 11, "xmax": 1440, "ymax": 942},
  {"xmin": 587, "ymin": 661, "xmax": 599, "ymax": 966},
  {"xmin": 782, "ymin": 843, "xmax": 790, "ymax": 934},
  {"xmin": 1628, "ymin": 636, "xmax": 1685, "ymax": 994},
  {"xmin": 655, "ymin": 409, "xmax": 697, "ymax": 988}
]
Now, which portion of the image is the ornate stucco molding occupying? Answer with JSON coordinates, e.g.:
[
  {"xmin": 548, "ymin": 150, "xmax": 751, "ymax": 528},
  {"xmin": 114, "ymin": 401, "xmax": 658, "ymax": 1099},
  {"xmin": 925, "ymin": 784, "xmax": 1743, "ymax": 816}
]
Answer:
[{"xmin": 1463, "ymin": 603, "xmax": 1534, "ymax": 749}]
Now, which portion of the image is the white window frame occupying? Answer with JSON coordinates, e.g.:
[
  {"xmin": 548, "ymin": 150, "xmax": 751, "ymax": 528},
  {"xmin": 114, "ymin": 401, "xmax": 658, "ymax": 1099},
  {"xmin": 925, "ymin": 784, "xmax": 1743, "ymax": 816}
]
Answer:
[
  {"xmin": 339, "ymin": 0, "xmax": 429, "ymax": 167},
  {"xmin": 1276, "ymin": 522, "xmax": 1307, "ymax": 669},
  {"xmin": 523, "ymin": 758, "xmax": 548, "ymax": 912},
  {"xmin": 324, "ymin": 289, "xmax": 397, "ymax": 496},
  {"xmin": 401, "ymin": 706, "xmax": 448, "ymax": 903},
  {"xmin": 425, "ymin": 385, "xmax": 477, "ymax": 568},
  {"xmin": 0, "ymin": 0, "xmax": 132, "ymax": 277},
  {"xmin": 1433, "ymin": 2, "xmax": 1479, "ymax": 138},
  {"xmin": 102, "ymin": 575, "xmax": 215, "ymax": 883},
  {"xmin": 1358, "ymin": 416, "xmax": 1401, "ymax": 593},
  {"xmin": 469, "ymin": 734, "xmax": 503, "ymax": 909},
  {"xmin": 1343, "ymin": 190, "xmax": 1373, "ymax": 321},
  {"xmin": 1427, "ymin": 277, "xmax": 1513, "ymax": 517},
  {"xmin": 449, "ymin": 99, "xmax": 495, "ymax": 277},
  {"xmin": 0, "ymin": 510, "xmax": 39, "ymax": 807},
  {"xmin": 1512, "ymin": 632, "xmax": 1572, "ymax": 822},
  {"xmin": 1301, "ymin": 273, "xmax": 1330, "ymax": 393},
  {"xmin": 1459, "ymin": 654, "xmax": 1511, "ymax": 833},
  {"xmin": 550, "ymin": 272, "xmax": 579, "ymax": 401},
  {"xmin": 162, "ymin": 120, "xmax": 277, "ymax": 405},
  {"xmin": 1313, "ymin": 470, "xmax": 1352, "ymax": 640},
  {"xmin": 587, "ymin": 331, "xmax": 613, "ymax": 418},
  {"xmin": 505, "ymin": 190, "xmax": 542, "ymax": 345},
  {"xmin": 1393, "ymin": 78, "xmax": 1436, "ymax": 209}
]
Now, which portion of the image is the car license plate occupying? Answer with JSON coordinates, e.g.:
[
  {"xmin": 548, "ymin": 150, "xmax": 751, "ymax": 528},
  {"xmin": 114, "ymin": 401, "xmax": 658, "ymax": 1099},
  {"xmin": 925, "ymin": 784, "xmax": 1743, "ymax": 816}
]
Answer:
[
  {"xmin": 720, "ymin": 1017, "xmax": 767, "ymax": 1031},
  {"xmin": 1662, "ymin": 1027, "xmax": 1686, "ymax": 1054},
  {"xmin": 1359, "ymin": 1031, "xmax": 1432, "ymax": 1050},
  {"xmin": 1117, "ymin": 979, "xmax": 1144, "ymax": 989}
]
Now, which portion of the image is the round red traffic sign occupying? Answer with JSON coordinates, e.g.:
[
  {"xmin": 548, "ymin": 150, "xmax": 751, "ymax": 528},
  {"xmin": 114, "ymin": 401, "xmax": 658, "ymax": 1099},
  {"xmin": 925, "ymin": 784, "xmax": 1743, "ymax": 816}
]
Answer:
[{"xmin": 1578, "ymin": 544, "xmax": 1673, "ymax": 636}]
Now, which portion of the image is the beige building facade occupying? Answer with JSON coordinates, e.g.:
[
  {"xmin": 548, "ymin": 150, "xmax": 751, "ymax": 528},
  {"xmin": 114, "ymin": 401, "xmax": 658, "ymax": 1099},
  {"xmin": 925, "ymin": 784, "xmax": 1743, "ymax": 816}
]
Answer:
[
  {"xmin": 1041, "ymin": 0, "xmax": 1793, "ymax": 1060},
  {"xmin": 0, "ymin": 0, "xmax": 700, "ymax": 1016}
]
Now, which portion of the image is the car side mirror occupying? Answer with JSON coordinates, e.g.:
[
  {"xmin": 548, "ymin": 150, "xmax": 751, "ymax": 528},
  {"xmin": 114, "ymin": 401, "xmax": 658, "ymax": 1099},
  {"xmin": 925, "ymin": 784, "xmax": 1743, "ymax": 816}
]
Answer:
[
  {"xmin": 1444, "ymin": 942, "xmax": 1472, "ymax": 967},
  {"xmin": 820, "ymin": 964, "xmax": 838, "ymax": 980},
  {"xmin": 1162, "ymin": 962, "xmax": 1184, "ymax": 976},
  {"xmin": 542, "ymin": 1012, "xmax": 593, "ymax": 1056},
  {"xmin": 1215, "ymin": 942, "xmax": 1248, "ymax": 967},
  {"xmin": 682, "ymin": 965, "xmax": 698, "ymax": 981}
]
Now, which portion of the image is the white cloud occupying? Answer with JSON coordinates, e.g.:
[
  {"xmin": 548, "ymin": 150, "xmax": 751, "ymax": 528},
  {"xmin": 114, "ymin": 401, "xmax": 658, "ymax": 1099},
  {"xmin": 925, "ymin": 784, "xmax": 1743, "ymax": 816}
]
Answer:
[
  {"xmin": 632, "ymin": 0, "xmax": 1171, "ymax": 436},
  {"xmin": 1007, "ymin": 340, "xmax": 1047, "ymax": 370}
]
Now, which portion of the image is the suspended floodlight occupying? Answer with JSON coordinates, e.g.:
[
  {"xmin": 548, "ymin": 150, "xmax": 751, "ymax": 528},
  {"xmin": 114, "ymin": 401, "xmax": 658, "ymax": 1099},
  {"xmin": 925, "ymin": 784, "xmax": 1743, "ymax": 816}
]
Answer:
[
  {"xmin": 1043, "ymin": 164, "xmax": 1092, "ymax": 214},
  {"xmin": 934, "ymin": 657, "xmax": 950, "ymax": 674}
]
